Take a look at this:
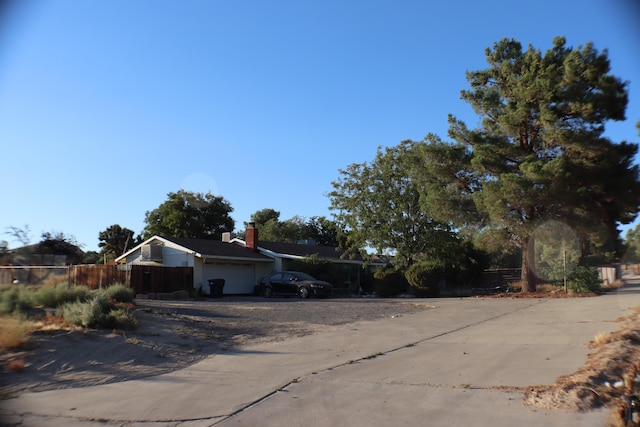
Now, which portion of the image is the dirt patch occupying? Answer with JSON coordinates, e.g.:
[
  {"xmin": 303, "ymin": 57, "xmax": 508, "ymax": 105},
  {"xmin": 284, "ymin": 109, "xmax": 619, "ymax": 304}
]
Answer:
[
  {"xmin": 3, "ymin": 294, "xmax": 640, "ymax": 424},
  {"xmin": 524, "ymin": 306, "xmax": 640, "ymax": 424},
  {"xmin": 0, "ymin": 298, "xmax": 428, "ymax": 397}
]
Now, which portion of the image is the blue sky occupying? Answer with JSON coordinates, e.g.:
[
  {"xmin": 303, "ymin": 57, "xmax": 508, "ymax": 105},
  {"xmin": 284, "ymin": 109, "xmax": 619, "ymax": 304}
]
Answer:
[{"xmin": 1, "ymin": 0, "xmax": 639, "ymax": 252}]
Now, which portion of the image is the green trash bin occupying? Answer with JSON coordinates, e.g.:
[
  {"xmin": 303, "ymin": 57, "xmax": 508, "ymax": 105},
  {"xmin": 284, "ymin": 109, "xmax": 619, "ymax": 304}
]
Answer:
[{"xmin": 208, "ymin": 279, "xmax": 225, "ymax": 298}]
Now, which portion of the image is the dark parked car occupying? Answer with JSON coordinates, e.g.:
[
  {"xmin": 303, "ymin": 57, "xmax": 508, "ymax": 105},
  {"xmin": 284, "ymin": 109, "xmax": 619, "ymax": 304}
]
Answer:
[{"xmin": 258, "ymin": 271, "xmax": 333, "ymax": 298}]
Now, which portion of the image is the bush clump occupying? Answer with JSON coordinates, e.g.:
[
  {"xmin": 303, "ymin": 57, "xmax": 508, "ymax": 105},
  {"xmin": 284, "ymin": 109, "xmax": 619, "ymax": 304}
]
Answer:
[
  {"xmin": 57, "ymin": 296, "xmax": 138, "ymax": 330},
  {"xmin": 57, "ymin": 297, "xmax": 108, "ymax": 328},
  {"xmin": 373, "ymin": 268, "xmax": 407, "ymax": 297},
  {"xmin": 567, "ymin": 266, "xmax": 602, "ymax": 294},
  {"xmin": 405, "ymin": 260, "xmax": 445, "ymax": 297},
  {"xmin": 105, "ymin": 308, "xmax": 138, "ymax": 330},
  {"xmin": 101, "ymin": 283, "xmax": 135, "ymax": 303},
  {"xmin": 0, "ymin": 285, "xmax": 34, "ymax": 314},
  {"xmin": 0, "ymin": 313, "xmax": 32, "ymax": 350},
  {"xmin": 33, "ymin": 283, "xmax": 92, "ymax": 308}
]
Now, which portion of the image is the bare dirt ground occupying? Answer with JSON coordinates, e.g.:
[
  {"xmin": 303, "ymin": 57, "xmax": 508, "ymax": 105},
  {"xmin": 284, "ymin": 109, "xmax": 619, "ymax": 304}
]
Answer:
[
  {"xmin": 523, "ymin": 304, "xmax": 640, "ymax": 425},
  {"xmin": 2, "ymin": 293, "xmax": 640, "ymax": 425},
  {"xmin": 0, "ymin": 298, "xmax": 431, "ymax": 397}
]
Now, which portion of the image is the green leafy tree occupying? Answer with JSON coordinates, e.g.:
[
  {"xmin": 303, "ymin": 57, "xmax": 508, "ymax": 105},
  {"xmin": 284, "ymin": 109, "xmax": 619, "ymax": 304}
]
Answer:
[
  {"xmin": 82, "ymin": 251, "xmax": 101, "ymax": 264},
  {"xmin": 249, "ymin": 208, "xmax": 281, "ymax": 228},
  {"xmin": 98, "ymin": 224, "xmax": 139, "ymax": 259},
  {"xmin": 624, "ymin": 224, "xmax": 640, "ymax": 264},
  {"xmin": 143, "ymin": 190, "xmax": 234, "ymax": 240},
  {"xmin": 304, "ymin": 216, "xmax": 341, "ymax": 247},
  {"xmin": 418, "ymin": 37, "xmax": 639, "ymax": 292},
  {"xmin": 245, "ymin": 210, "xmax": 341, "ymax": 246},
  {"xmin": 258, "ymin": 215, "xmax": 306, "ymax": 243},
  {"xmin": 329, "ymin": 141, "xmax": 459, "ymax": 266}
]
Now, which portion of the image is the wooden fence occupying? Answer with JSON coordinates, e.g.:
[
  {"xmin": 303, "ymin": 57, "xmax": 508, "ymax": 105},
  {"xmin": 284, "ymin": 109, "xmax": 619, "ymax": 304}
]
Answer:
[
  {"xmin": 128, "ymin": 265, "xmax": 193, "ymax": 294},
  {"xmin": 480, "ymin": 268, "xmax": 522, "ymax": 288},
  {"xmin": 1, "ymin": 264, "xmax": 194, "ymax": 295},
  {"xmin": 69, "ymin": 265, "xmax": 127, "ymax": 289}
]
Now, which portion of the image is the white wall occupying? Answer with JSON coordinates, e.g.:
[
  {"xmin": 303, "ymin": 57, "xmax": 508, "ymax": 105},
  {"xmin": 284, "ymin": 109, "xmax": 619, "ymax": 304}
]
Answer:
[
  {"xmin": 162, "ymin": 247, "xmax": 194, "ymax": 267},
  {"xmin": 598, "ymin": 265, "xmax": 621, "ymax": 286},
  {"xmin": 123, "ymin": 249, "xmax": 142, "ymax": 264}
]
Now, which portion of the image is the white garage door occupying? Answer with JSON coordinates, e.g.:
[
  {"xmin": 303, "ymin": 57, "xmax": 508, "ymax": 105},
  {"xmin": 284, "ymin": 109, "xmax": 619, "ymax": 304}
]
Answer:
[{"xmin": 203, "ymin": 262, "xmax": 256, "ymax": 294}]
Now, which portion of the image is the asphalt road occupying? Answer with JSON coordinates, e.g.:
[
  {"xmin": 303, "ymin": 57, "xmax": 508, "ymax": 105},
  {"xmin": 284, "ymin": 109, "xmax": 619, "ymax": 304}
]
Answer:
[{"xmin": 4, "ymin": 277, "xmax": 640, "ymax": 426}]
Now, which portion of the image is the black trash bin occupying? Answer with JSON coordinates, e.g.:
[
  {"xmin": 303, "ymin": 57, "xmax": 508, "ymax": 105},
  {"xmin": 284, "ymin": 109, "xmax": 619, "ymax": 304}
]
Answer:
[{"xmin": 208, "ymin": 279, "xmax": 225, "ymax": 298}]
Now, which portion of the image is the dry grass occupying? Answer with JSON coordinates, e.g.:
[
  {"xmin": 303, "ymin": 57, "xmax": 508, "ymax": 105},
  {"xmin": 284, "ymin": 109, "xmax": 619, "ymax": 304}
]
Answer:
[
  {"xmin": 535, "ymin": 283, "xmax": 565, "ymax": 293},
  {"xmin": 0, "ymin": 314, "xmax": 33, "ymax": 351},
  {"xmin": 603, "ymin": 280, "xmax": 625, "ymax": 292},
  {"xmin": 594, "ymin": 331, "xmax": 611, "ymax": 345},
  {"xmin": 525, "ymin": 306, "xmax": 640, "ymax": 423}
]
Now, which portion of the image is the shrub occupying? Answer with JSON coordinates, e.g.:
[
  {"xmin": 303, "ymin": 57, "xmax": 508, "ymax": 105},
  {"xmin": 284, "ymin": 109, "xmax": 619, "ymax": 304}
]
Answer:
[
  {"xmin": 57, "ymin": 297, "xmax": 109, "ymax": 328},
  {"xmin": 57, "ymin": 297, "xmax": 137, "ymax": 330},
  {"xmin": 373, "ymin": 268, "xmax": 407, "ymax": 297},
  {"xmin": 0, "ymin": 286, "xmax": 33, "ymax": 314},
  {"xmin": 32, "ymin": 284, "xmax": 57, "ymax": 307},
  {"xmin": 405, "ymin": 260, "xmax": 445, "ymax": 297},
  {"xmin": 567, "ymin": 266, "xmax": 602, "ymax": 294},
  {"xmin": 33, "ymin": 283, "xmax": 92, "ymax": 308},
  {"xmin": 105, "ymin": 308, "xmax": 138, "ymax": 330},
  {"xmin": 102, "ymin": 283, "xmax": 135, "ymax": 303}
]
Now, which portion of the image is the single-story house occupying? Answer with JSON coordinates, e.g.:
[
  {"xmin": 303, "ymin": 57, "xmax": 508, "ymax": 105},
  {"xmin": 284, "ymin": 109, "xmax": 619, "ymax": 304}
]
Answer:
[
  {"xmin": 115, "ymin": 224, "xmax": 383, "ymax": 295},
  {"xmin": 226, "ymin": 224, "xmax": 374, "ymax": 292},
  {"xmin": 115, "ymin": 234, "xmax": 273, "ymax": 295}
]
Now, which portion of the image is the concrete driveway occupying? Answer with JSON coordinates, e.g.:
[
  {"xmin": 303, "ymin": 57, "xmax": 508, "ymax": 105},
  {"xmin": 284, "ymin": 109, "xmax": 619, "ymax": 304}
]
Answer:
[{"xmin": 4, "ymin": 275, "xmax": 640, "ymax": 426}]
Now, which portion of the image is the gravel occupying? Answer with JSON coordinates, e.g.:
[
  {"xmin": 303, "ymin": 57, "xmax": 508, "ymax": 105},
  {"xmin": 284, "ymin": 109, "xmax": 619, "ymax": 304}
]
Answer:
[{"xmin": 136, "ymin": 297, "xmax": 432, "ymax": 349}]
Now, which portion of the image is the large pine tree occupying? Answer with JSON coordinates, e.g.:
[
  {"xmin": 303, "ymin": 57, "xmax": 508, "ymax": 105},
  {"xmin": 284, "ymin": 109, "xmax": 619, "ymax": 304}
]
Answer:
[{"xmin": 426, "ymin": 37, "xmax": 640, "ymax": 292}]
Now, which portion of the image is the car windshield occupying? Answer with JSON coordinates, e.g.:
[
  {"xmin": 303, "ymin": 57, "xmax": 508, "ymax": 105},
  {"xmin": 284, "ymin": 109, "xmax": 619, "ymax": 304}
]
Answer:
[{"xmin": 291, "ymin": 272, "xmax": 316, "ymax": 281}]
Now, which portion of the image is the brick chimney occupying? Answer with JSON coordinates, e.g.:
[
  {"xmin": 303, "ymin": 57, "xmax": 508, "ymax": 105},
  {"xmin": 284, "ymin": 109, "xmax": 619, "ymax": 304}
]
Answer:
[{"xmin": 246, "ymin": 222, "xmax": 258, "ymax": 252}]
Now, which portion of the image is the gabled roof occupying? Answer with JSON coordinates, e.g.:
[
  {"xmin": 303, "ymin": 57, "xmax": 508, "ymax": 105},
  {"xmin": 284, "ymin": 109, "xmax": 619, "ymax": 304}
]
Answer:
[
  {"xmin": 162, "ymin": 237, "xmax": 273, "ymax": 261},
  {"xmin": 241, "ymin": 240, "xmax": 371, "ymax": 264},
  {"xmin": 115, "ymin": 236, "xmax": 272, "ymax": 263},
  {"xmin": 115, "ymin": 235, "xmax": 386, "ymax": 266}
]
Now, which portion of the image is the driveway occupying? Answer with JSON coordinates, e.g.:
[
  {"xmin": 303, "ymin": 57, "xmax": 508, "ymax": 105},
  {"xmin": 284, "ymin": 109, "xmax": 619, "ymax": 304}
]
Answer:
[{"xmin": 4, "ymin": 277, "xmax": 640, "ymax": 426}]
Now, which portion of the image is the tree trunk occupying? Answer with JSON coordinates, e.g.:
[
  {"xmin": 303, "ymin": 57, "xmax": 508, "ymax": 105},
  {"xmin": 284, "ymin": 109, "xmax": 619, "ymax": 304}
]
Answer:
[{"xmin": 521, "ymin": 243, "xmax": 537, "ymax": 293}]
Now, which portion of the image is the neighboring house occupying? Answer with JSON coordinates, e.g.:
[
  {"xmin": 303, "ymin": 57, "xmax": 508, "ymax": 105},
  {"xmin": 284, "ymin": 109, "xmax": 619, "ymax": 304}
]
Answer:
[
  {"xmin": 0, "ymin": 244, "xmax": 72, "ymax": 285},
  {"xmin": 115, "ymin": 235, "xmax": 273, "ymax": 295},
  {"xmin": 227, "ymin": 223, "xmax": 375, "ymax": 292},
  {"xmin": 116, "ymin": 224, "xmax": 384, "ymax": 295}
]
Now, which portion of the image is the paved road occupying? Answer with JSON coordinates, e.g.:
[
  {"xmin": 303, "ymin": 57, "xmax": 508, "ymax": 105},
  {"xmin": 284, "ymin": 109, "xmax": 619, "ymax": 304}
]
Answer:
[{"xmin": 4, "ymin": 275, "xmax": 640, "ymax": 426}]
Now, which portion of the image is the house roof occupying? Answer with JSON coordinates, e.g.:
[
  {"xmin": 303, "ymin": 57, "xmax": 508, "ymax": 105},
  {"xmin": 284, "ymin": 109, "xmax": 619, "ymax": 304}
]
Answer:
[
  {"xmin": 162, "ymin": 236, "xmax": 273, "ymax": 261},
  {"xmin": 254, "ymin": 240, "xmax": 367, "ymax": 263},
  {"xmin": 115, "ymin": 236, "xmax": 272, "ymax": 263},
  {"xmin": 115, "ymin": 235, "xmax": 384, "ymax": 266}
]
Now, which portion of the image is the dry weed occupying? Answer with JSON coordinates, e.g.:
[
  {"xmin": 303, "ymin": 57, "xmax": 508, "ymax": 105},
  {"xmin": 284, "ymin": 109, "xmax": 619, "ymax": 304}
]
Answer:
[
  {"xmin": 526, "ymin": 306, "xmax": 640, "ymax": 417},
  {"xmin": 0, "ymin": 314, "xmax": 33, "ymax": 351},
  {"xmin": 594, "ymin": 331, "xmax": 611, "ymax": 345}
]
